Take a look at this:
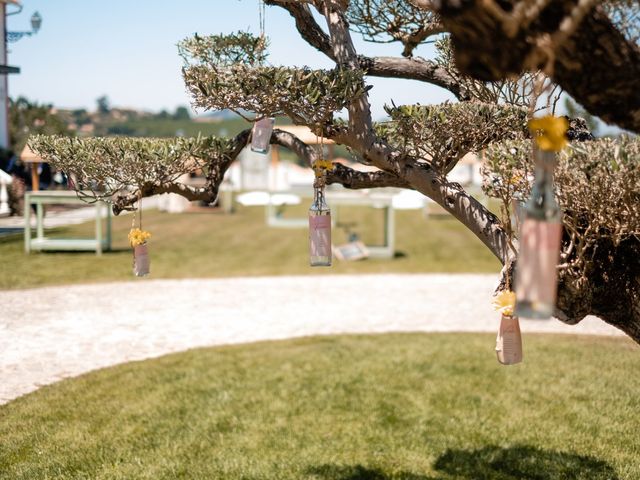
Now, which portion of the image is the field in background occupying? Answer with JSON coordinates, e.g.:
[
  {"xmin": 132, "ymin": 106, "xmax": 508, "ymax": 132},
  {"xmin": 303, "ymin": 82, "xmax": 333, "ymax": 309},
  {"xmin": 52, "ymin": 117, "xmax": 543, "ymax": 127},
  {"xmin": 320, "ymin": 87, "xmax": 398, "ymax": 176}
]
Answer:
[{"xmin": 2, "ymin": 205, "xmax": 500, "ymax": 290}]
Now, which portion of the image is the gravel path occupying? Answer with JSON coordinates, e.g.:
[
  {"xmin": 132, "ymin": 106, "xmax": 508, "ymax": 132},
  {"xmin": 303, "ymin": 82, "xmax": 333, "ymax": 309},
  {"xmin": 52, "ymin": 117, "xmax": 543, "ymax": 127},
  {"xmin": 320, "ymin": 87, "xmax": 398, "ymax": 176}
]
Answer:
[{"xmin": 0, "ymin": 274, "xmax": 623, "ymax": 404}]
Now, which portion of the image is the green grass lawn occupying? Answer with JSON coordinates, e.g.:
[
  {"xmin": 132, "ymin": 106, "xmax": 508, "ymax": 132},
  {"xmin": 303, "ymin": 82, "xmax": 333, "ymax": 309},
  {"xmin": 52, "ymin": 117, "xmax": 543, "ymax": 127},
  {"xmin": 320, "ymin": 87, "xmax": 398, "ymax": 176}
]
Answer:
[
  {"xmin": 1, "ymin": 205, "xmax": 500, "ymax": 289},
  {"xmin": 1, "ymin": 333, "xmax": 638, "ymax": 479}
]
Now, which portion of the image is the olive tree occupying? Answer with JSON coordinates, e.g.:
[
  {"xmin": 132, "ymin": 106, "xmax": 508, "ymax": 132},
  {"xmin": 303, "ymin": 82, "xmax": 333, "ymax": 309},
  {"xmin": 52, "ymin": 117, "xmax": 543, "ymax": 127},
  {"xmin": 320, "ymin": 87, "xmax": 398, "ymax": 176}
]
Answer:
[{"xmin": 31, "ymin": 1, "xmax": 640, "ymax": 342}]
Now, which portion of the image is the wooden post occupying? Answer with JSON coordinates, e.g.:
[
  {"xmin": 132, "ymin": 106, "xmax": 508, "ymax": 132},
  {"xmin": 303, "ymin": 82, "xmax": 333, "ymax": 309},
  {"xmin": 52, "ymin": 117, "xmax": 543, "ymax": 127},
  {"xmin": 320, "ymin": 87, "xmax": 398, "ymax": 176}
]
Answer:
[{"xmin": 31, "ymin": 163, "xmax": 39, "ymax": 192}]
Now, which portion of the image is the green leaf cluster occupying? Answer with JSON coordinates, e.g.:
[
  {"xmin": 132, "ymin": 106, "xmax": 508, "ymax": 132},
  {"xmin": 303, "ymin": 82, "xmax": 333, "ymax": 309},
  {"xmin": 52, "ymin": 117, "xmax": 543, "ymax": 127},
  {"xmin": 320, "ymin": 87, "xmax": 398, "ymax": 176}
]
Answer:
[
  {"xmin": 178, "ymin": 32, "xmax": 268, "ymax": 67},
  {"xmin": 28, "ymin": 135, "xmax": 236, "ymax": 199},
  {"xmin": 183, "ymin": 64, "xmax": 366, "ymax": 125},
  {"xmin": 379, "ymin": 102, "xmax": 528, "ymax": 170}
]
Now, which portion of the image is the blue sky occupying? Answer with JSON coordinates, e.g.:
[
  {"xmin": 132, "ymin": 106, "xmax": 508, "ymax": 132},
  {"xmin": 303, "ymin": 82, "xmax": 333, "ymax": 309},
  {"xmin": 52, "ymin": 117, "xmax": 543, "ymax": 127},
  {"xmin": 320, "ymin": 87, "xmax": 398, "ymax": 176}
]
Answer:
[{"xmin": 7, "ymin": 0, "xmax": 454, "ymax": 119}]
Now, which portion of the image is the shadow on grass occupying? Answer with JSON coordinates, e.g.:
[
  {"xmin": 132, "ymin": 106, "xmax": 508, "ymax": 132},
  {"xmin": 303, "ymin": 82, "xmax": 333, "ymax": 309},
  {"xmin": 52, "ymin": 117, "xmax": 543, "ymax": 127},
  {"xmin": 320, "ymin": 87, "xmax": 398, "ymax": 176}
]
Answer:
[
  {"xmin": 307, "ymin": 445, "xmax": 618, "ymax": 480},
  {"xmin": 434, "ymin": 445, "xmax": 619, "ymax": 479},
  {"xmin": 306, "ymin": 464, "xmax": 434, "ymax": 480}
]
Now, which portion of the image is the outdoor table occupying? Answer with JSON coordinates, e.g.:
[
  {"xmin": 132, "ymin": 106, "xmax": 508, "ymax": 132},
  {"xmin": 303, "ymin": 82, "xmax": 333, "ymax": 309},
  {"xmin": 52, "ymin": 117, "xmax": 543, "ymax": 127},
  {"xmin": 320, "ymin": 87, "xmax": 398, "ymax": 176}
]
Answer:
[
  {"xmin": 24, "ymin": 191, "xmax": 112, "ymax": 255},
  {"xmin": 326, "ymin": 191, "xmax": 395, "ymax": 259},
  {"xmin": 262, "ymin": 189, "xmax": 396, "ymax": 258}
]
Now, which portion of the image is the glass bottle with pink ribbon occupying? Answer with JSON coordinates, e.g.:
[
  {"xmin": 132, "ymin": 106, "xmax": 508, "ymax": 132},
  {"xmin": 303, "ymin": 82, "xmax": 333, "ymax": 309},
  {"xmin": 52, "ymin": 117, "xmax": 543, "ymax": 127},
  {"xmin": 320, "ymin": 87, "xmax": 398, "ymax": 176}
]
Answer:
[
  {"xmin": 493, "ymin": 290, "xmax": 522, "ymax": 365},
  {"xmin": 515, "ymin": 148, "xmax": 562, "ymax": 319},
  {"xmin": 128, "ymin": 226, "xmax": 151, "ymax": 277},
  {"xmin": 309, "ymin": 175, "xmax": 332, "ymax": 266},
  {"xmin": 250, "ymin": 117, "xmax": 275, "ymax": 154}
]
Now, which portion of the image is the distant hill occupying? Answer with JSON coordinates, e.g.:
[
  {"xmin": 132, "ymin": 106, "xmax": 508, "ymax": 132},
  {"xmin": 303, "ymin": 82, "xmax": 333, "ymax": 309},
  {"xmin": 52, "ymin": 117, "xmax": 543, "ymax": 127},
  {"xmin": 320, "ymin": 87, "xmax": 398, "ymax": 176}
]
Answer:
[{"xmin": 194, "ymin": 110, "xmax": 241, "ymax": 122}]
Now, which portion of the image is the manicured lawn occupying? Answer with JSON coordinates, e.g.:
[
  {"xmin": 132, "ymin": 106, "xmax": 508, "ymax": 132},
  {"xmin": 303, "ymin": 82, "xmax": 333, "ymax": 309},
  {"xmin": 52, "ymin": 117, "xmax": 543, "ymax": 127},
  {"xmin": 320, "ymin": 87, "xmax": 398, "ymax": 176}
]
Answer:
[
  {"xmin": 0, "ymin": 333, "xmax": 638, "ymax": 479},
  {"xmin": 1, "ymin": 205, "xmax": 500, "ymax": 289}
]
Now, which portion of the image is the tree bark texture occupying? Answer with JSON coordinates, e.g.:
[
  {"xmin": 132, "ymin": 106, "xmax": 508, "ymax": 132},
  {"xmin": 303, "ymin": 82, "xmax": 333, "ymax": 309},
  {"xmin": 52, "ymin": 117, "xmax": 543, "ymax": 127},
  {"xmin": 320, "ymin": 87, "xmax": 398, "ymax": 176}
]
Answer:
[{"xmin": 434, "ymin": 0, "xmax": 640, "ymax": 133}]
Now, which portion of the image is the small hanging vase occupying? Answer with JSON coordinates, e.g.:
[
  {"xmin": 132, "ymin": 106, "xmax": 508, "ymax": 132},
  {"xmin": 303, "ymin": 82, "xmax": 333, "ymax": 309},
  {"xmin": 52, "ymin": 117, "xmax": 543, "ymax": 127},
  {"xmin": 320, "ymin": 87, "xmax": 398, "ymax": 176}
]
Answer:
[
  {"xmin": 515, "ymin": 213, "xmax": 562, "ymax": 318},
  {"xmin": 128, "ymin": 227, "xmax": 152, "ymax": 277},
  {"xmin": 133, "ymin": 243, "xmax": 150, "ymax": 277},
  {"xmin": 250, "ymin": 117, "xmax": 275, "ymax": 154},
  {"xmin": 309, "ymin": 210, "xmax": 331, "ymax": 266},
  {"xmin": 309, "ymin": 169, "xmax": 332, "ymax": 267},
  {"xmin": 495, "ymin": 314, "xmax": 523, "ymax": 365},
  {"xmin": 515, "ymin": 119, "xmax": 566, "ymax": 319}
]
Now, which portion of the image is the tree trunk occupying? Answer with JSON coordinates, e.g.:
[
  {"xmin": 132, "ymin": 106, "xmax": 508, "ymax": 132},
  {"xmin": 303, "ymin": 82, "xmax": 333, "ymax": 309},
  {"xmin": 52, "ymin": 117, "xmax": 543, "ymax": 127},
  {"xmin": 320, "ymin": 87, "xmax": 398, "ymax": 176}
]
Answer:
[
  {"xmin": 434, "ymin": 0, "xmax": 640, "ymax": 134},
  {"xmin": 555, "ymin": 236, "xmax": 640, "ymax": 342}
]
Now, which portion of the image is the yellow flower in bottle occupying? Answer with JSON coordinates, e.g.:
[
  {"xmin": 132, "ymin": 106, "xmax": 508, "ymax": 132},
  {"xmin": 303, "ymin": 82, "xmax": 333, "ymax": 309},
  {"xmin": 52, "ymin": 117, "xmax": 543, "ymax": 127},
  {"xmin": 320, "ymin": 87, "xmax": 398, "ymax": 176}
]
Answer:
[
  {"xmin": 128, "ymin": 228, "xmax": 151, "ymax": 247},
  {"xmin": 492, "ymin": 290, "xmax": 516, "ymax": 317},
  {"xmin": 528, "ymin": 115, "xmax": 569, "ymax": 152},
  {"xmin": 313, "ymin": 159, "xmax": 334, "ymax": 176}
]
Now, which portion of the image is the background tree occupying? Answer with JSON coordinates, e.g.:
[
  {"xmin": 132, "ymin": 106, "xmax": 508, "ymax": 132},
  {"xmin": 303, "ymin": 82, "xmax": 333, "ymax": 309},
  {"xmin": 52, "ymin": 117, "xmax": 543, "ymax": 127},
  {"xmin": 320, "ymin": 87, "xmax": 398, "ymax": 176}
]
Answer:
[
  {"xmin": 31, "ymin": 1, "xmax": 640, "ymax": 342},
  {"xmin": 96, "ymin": 95, "xmax": 111, "ymax": 115},
  {"xmin": 9, "ymin": 96, "xmax": 71, "ymax": 154},
  {"xmin": 173, "ymin": 106, "xmax": 191, "ymax": 121}
]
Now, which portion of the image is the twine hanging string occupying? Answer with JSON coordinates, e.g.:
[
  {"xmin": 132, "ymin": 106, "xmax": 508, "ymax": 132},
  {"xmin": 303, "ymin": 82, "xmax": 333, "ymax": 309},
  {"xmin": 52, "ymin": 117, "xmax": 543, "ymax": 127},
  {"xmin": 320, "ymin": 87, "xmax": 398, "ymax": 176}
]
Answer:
[
  {"xmin": 131, "ymin": 190, "xmax": 143, "ymax": 231},
  {"xmin": 257, "ymin": 0, "xmax": 267, "ymax": 66},
  {"xmin": 258, "ymin": 0, "xmax": 266, "ymax": 40},
  {"xmin": 138, "ymin": 190, "xmax": 143, "ymax": 231},
  {"xmin": 311, "ymin": 129, "xmax": 336, "ymax": 212},
  {"xmin": 128, "ymin": 190, "xmax": 149, "ymax": 251}
]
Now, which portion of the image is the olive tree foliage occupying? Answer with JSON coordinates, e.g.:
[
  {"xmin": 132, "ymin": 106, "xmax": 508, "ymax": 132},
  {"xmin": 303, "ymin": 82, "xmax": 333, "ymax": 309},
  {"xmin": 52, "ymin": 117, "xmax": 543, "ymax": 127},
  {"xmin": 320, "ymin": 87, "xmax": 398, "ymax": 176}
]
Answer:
[
  {"xmin": 30, "ymin": 0, "xmax": 640, "ymax": 341},
  {"xmin": 29, "ymin": 135, "xmax": 244, "ymax": 212}
]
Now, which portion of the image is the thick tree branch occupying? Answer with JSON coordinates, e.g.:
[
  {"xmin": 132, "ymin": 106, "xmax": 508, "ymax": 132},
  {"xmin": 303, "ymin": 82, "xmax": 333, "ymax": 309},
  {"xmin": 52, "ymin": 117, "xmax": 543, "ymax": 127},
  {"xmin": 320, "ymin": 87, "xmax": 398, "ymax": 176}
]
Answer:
[
  {"xmin": 270, "ymin": 129, "xmax": 319, "ymax": 166},
  {"xmin": 112, "ymin": 183, "xmax": 213, "ymax": 215},
  {"xmin": 323, "ymin": 2, "xmax": 375, "ymax": 142},
  {"xmin": 269, "ymin": 0, "xmax": 468, "ymax": 99},
  {"xmin": 113, "ymin": 129, "xmax": 251, "ymax": 215},
  {"xmin": 358, "ymin": 56, "xmax": 470, "ymax": 100},
  {"xmin": 404, "ymin": 163, "xmax": 512, "ymax": 263},
  {"xmin": 326, "ymin": 163, "xmax": 410, "ymax": 189},
  {"xmin": 430, "ymin": 0, "xmax": 640, "ymax": 133}
]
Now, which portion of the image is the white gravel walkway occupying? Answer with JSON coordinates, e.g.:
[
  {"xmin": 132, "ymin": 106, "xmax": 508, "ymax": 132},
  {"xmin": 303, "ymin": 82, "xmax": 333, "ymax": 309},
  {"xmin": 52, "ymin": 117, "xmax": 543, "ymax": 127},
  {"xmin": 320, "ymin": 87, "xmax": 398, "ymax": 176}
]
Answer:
[{"xmin": 0, "ymin": 274, "xmax": 623, "ymax": 404}]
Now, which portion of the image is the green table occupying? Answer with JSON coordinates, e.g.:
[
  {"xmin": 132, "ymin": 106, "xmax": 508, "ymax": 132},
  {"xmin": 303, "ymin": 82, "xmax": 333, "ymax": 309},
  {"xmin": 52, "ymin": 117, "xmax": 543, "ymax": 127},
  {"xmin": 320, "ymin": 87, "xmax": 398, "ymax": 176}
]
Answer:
[{"xmin": 24, "ymin": 191, "xmax": 112, "ymax": 255}]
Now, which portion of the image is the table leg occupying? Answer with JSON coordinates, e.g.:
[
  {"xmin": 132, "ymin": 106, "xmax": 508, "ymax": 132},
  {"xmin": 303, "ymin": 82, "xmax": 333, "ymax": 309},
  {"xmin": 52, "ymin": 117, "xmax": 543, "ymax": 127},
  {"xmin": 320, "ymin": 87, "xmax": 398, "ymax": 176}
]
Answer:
[
  {"xmin": 96, "ymin": 203, "xmax": 103, "ymax": 256},
  {"xmin": 24, "ymin": 193, "xmax": 31, "ymax": 254},
  {"xmin": 105, "ymin": 203, "xmax": 112, "ymax": 251},
  {"xmin": 36, "ymin": 202, "xmax": 44, "ymax": 240},
  {"xmin": 385, "ymin": 206, "xmax": 395, "ymax": 258},
  {"xmin": 31, "ymin": 163, "xmax": 39, "ymax": 192}
]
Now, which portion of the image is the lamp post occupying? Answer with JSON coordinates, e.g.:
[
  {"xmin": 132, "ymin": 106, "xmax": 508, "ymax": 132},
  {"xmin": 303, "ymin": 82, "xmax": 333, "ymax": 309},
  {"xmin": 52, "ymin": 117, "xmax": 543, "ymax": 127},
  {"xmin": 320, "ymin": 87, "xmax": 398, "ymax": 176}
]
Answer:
[
  {"xmin": 7, "ymin": 10, "xmax": 41, "ymax": 42},
  {"xmin": 0, "ymin": 2, "xmax": 41, "ymax": 150}
]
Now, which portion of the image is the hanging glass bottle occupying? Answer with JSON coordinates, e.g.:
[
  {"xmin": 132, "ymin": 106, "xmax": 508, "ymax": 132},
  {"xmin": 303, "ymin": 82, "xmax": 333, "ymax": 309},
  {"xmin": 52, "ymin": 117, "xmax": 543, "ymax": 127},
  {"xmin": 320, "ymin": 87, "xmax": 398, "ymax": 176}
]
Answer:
[
  {"xmin": 129, "ymin": 227, "xmax": 151, "ymax": 277},
  {"xmin": 309, "ymin": 172, "xmax": 332, "ymax": 267},
  {"xmin": 493, "ymin": 290, "xmax": 522, "ymax": 365},
  {"xmin": 496, "ymin": 314, "xmax": 523, "ymax": 365},
  {"xmin": 251, "ymin": 117, "xmax": 275, "ymax": 154},
  {"xmin": 128, "ymin": 193, "xmax": 151, "ymax": 277},
  {"xmin": 133, "ymin": 242, "xmax": 150, "ymax": 277},
  {"xmin": 515, "ymin": 115, "xmax": 567, "ymax": 319}
]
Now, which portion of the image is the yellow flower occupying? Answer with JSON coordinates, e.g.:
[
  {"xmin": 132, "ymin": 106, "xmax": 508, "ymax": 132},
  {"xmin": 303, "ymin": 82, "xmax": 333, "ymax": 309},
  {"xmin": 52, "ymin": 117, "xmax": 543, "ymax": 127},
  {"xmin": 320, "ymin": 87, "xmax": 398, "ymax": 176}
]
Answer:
[
  {"xmin": 528, "ymin": 115, "xmax": 568, "ymax": 152},
  {"xmin": 313, "ymin": 159, "xmax": 334, "ymax": 178},
  {"xmin": 313, "ymin": 160, "xmax": 334, "ymax": 171},
  {"xmin": 128, "ymin": 228, "xmax": 151, "ymax": 247},
  {"xmin": 492, "ymin": 290, "xmax": 516, "ymax": 317}
]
